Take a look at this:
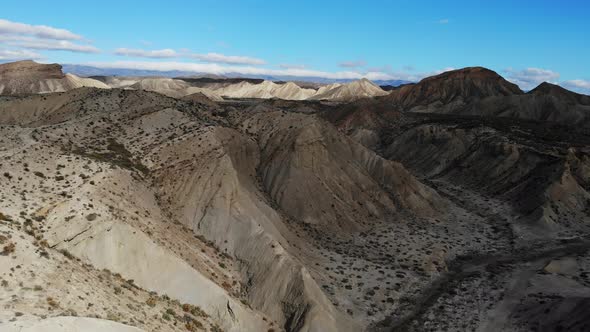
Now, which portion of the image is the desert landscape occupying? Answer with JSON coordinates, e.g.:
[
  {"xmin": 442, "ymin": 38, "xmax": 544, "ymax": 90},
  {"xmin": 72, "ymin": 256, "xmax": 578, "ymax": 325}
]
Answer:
[
  {"xmin": 1, "ymin": 3, "xmax": 589, "ymax": 331},
  {"xmin": 0, "ymin": 59, "xmax": 588, "ymax": 332}
]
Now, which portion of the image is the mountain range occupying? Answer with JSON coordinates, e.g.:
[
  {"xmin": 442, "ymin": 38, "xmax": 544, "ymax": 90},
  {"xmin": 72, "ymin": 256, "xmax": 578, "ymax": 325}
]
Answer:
[{"xmin": 61, "ymin": 64, "xmax": 412, "ymax": 87}]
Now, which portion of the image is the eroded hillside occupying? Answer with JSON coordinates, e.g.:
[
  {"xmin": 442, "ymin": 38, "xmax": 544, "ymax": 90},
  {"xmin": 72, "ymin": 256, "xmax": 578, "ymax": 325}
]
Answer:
[{"xmin": 1, "ymin": 64, "xmax": 590, "ymax": 332}]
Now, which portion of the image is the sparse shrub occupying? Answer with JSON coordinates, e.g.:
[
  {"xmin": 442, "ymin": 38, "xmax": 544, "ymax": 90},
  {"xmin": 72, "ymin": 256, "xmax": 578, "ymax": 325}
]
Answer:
[
  {"xmin": 210, "ymin": 324, "xmax": 223, "ymax": 332},
  {"xmin": 106, "ymin": 311, "xmax": 119, "ymax": 322},
  {"xmin": 182, "ymin": 303, "xmax": 208, "ymax": 318},
  {"xmin": 60, "ymin": 249, "xmax": 75, "ymax": 259},
  {"xmin": 1, "ymin": 242, "xmax": 16, "ymax": 255},
  {"xmin": 46, "ymin": 297, "xmax": 59, "ymax": 309},
  {"xmin": 146, "ymin": 297, "xmax": 157, "ymax": 307},
  {"xmin": 185, "ymin": 319, "xmax": 204, "ymax": 331}
]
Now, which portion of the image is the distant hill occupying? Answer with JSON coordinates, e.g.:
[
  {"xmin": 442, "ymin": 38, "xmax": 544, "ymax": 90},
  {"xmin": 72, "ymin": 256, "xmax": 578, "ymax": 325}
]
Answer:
[
  {"xmin": 62, "ymin": 64, "xmax": 411, "ymax": 87},
  {"xmin": 0, "ymin": 60, "xmax": 109, "ymax": 95}
]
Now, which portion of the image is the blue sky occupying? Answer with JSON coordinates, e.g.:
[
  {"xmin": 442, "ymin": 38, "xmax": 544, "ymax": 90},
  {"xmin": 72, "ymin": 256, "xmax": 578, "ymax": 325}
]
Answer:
[{"xmin": 1, "ymin": 0, "xmax": 589, "ymax": 92}]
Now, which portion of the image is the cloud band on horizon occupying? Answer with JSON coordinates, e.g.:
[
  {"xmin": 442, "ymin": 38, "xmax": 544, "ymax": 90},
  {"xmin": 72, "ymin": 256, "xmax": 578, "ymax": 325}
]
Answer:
[{"xmin": 114, "ymin": 47, "xmax": 266, "ymax": 65}]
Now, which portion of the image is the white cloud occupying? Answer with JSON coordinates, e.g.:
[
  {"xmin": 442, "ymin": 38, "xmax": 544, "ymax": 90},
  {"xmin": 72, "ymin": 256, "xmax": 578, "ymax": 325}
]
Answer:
[
  {"xmin": 0, "ymin": 19, "xmax": 82, "ymax": 40},
  {"xmin": 113, "ymin": 47, "xmax": 266, "ymax": 65},
  {"xmin": 504, "ymin": 67, "xmax": 560, "ymax": 90},
  {"xmin": 339, "ymin": 60, "xmax": 366, "ymax": 68},
  {"xmin": 80, "ymin": 60, "xmax": 452, "ymax": 82},
  {"xmin": 431, "ymin": 67, "xmax": 456, "ymax": 75},
  {"xmin": 437, "ymin": 19, "xmax": 450, "ymax": 24},
  {"xmin": 0, "ymin": 48, "xmax": 42, "ymax": 61},
  {"xmin": 0, "ymin": 19, "xmax": 98, "ymax": 54},
  {"xmin": 82, "ymin": 60, "xmax": 398, "ymax": 80},
  {"xmin": 10, "ymin": 38, "xmax": 100, "ymax": 53},
  {"xmin": 188, "ymin": 52, "xmax": 266, "ymax": 65},
  {"xmin": 115, "ymin": 48, "xmax": 178, "ymax": 58},
  {"xmin": 561, "ymin": 79, "xmax": 590, "ymax": 90},
  {"xmin": 561, "ymin": 79, "xmax": 590, "ymax": 95}
]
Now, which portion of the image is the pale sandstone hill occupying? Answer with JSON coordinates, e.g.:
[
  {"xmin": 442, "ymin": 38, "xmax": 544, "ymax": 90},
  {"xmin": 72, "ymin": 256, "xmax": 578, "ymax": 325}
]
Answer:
[
  {"xmin": 128, "ymin": 77, "xmax": 224, "ymax": 100},
  {"xmin": 309, "ymin": 78, "xmax": 389, "ymax": 101},
  {"xmin": 98, "ymin": 77, "xmax": 315, "ymax": 101},
  {"xmin": 200, "ymin": 79, "xmax": 388, "ymax": 101},
  {"xmin": 89, "ymin": 76, "xmax": 141, "ymax": 88},
  {"xmin": 129, "ymin": 77, "xmax": 188, "ymax": 92},
  {"xmin": 90, "ymin": 76, "xmax": 224, "ymax": 100},
  {"xmin": 314, "ymin": 82, "xmax": 342, "ymax": 95},
  {"xmin": 131, "ymin": 76, "xmax": 393, "ymax": 103},
  {"xmin": 0, "ymin": 60, "xmax": 109, "ymax": 95},
  {"xmin": 212, "ymin": 80, "xmax": 316, "ymax": 100}
]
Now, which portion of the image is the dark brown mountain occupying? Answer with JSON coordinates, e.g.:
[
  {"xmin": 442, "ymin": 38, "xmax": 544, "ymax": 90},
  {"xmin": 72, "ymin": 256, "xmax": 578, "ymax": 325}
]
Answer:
[
  {"xmin": 457, "ymin": 81, "xmax": 590, "ymax": 125},
  {"xmin": 355, "ymin": 67, "xmax": 590, "ymax": 127},
  {"xmin": 0, "ymin": 60, "xmax": 65, "ymax": 79},
  {"xmin": 0, "ymin": 60, "xmax": 109, "ymax": 95},
  {"xmin": 529, "ymin": 81, "xmax": 590, "ymax": 105},
  {"xmin": 382, "ymin": 67, "xmax": 523, "ymax": 112},
  {"xmin": 0, "ymin": 60, "xmax": 66, "ymax": 95}
]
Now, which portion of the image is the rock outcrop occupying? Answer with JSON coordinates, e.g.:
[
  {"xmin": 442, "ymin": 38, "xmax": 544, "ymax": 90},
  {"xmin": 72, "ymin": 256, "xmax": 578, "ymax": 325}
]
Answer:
[{"xmin": 0, "ymin": 60, "xmax": 109, "ymax": 95}]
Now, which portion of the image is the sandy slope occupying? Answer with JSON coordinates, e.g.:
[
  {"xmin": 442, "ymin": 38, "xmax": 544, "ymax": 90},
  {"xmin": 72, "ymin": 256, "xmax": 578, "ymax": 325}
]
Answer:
[
  {"xmin": 309, "ymin": 78, "xmax": 389, "ymax": 101},
  {"xmin": 210, "ymin": 80, "xmax": 317, "ymax": 100}
]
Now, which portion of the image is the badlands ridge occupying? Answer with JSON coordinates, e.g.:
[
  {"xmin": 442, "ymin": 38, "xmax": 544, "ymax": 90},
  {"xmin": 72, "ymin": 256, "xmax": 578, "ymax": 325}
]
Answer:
[
  {"xmin": 0, "ymin": 60, "xmax": 590, "ymax": 332},
  {"xmin": 0, "ymin": 60, "xmax": 389, "ymax": 102}
]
